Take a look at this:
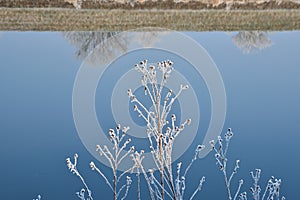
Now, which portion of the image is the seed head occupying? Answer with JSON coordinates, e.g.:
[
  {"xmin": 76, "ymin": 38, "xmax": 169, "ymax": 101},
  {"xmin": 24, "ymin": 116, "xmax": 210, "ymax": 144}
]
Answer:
[
  {"xmin": 127, "ymin": 89, "xmax": 132, "ymax": 97},
  {"xmin": 186, "ymin": 118, "xmax": 192, "ymax": 125},
  {"xmin": 90, "ymin": 162, "xmax": 95, "ymax": 170},
  {"xmin": 171, "ymin": 114, "xmax": 176, "ymax": 121}
]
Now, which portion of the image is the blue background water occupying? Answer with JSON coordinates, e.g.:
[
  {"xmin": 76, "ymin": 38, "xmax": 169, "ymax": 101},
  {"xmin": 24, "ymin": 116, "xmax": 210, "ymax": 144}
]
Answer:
[{"xmin": 0, "ymin": 31, "xmax": 299, "ymax": 199}]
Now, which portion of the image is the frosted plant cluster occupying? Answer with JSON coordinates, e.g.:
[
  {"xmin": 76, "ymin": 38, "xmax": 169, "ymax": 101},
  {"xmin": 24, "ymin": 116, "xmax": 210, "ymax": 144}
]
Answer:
[
  {"xmin": 127, "ymin": 60, "xmax": 206, "ymax": 200},
  {"xmin": 66, "ymin": 59, "xmax": 285, "ymax": 200},
  {"xmin": 210, "ymin": 129, "xmax": 285, "ymax": 200},
  {"xmin": 67, "ymin": 125, "xmax": 134, "ymax": 200}
]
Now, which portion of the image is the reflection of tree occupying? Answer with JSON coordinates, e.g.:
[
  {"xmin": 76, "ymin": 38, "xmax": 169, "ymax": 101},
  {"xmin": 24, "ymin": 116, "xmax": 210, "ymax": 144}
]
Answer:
[
  {"xmin": 63, "ymin": 31, "xmax": 130, "ymax": 65},
  {"xmin": 63, "ymin": 31, "xmax": 168, "ymax": 65},
  {"xmin": 135, "ymin": 31, "xmax": 168, "ymax": 48},
  {"xmin": 232, "ymin": 31, "xmax": 273, "ymax": 54}
]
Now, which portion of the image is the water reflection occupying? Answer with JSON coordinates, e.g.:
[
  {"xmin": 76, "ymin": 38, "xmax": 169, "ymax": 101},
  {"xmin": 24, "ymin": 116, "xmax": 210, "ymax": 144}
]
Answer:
[
  {"xmin": 1, "ymin": 30, "xmax": 299, "ymax": 199},
  {"xmin": 63, "ymin": 31, "xmax": 168, "ymax": 65},
  {"xmin": 64, "ymin": 31, "xmax": 274, "ymax": 60},
  {"xmin": 63, "ymin": 31, "xmax": 130, "ymax": 65},
  {"xmin": 232, "ymin": 31, "xmax": 273, "ymax": 54},
  {"xmin": 134, "ymin": 31, "xmax": 167, "ymax": 47}
]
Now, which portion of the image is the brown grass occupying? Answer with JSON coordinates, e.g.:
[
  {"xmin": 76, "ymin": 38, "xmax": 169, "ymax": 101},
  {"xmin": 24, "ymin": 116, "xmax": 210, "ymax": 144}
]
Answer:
[
  {"xmin": 0, "ymin": 0, "xmax": 300, "ymax": 9},
  {"xmin": 0, "ymin": 8, "xmax": 300, "ymax": 31}
]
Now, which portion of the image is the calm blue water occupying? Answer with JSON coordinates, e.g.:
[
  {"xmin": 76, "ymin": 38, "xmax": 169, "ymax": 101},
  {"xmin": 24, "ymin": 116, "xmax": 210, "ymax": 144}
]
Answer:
[{"xmin": 0, "ymin": 31, "xmax": 299, "ymax": 199}]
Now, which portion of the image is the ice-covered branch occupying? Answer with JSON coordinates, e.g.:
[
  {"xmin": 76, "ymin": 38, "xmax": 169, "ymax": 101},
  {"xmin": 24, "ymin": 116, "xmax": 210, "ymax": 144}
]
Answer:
[
  {"xmin": 89, "ymin": 162, "xmax": 113, "ymax": 192},
  {"xmin": 131, "ymin": 151, "xmax": 155, "ymax": 200},
  {"xmin": 210, "ymin": 128, "xmax": 240, "ymax": 200},
  {"xmin": 95, "ymin": 125, "xmax": 134, "ymax": 200},
  {"xmin": 211, "ymin": 129, "xmax": 286, "ymax": 200},
  {"xmin": 234, "ymin": 179, "xmax": 244, "ymax": 200},
  {"xmin": 238, "ymin": 171, "xmax": 285, "ymax": 200},
  {"xmin": 128, "ymin": 60, "xmax": 207, "ymax": 200},
  {"xmin": 66, "ymin": 154, "xmax": 93, "ymax": 200},
  {"xmin": 67, "ymin": 124, "xmax": 134, "ymax": 200},
  {"xmin": 184, "ymin": 145, "xmax": 205, "ymax": 177},
  {"xmin": 118, "ymin": 176, "xmax": 132, "ymax": 200},
  {"xmin": 190, "ymin": 176, "xmax": 206, "ymax": 200},
  {"xmin": 260, "ymin": 174, "xmax": 284, "ymax": 200}
]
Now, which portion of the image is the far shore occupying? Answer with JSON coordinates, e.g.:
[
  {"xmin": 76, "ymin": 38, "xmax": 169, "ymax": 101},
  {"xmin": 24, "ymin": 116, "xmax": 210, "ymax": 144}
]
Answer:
[
  {"xmin": 0, "ymin": 8, "xmax": 299, "ymax": 31},
  {"xmin": 0, "ymin": 0, "xmax": 300, "ymax": 9}
]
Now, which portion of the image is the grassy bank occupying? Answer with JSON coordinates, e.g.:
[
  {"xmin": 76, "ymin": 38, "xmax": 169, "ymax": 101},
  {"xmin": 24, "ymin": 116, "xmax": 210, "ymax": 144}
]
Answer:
[{"xmin": 0, "ymin": 8, "xmax": 299, "ymax": 31}]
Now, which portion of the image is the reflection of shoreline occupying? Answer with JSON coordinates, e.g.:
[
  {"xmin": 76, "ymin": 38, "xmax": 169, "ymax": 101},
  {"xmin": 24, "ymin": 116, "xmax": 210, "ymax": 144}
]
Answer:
[{"xmin": 63, "ymin": 31, "xmax": 168, "ymax": 65}]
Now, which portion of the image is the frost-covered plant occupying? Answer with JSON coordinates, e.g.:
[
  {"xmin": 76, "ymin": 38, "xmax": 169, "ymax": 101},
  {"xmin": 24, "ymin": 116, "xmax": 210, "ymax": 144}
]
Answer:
[
  {"xmin": 171, "ymin": 145, "xmax": 206, "ymax": 200},
  {"xmin": 139, "ymin": 145, "xmax": 206, "ymax": 200},
  {"xmin": 210, "ymin": 128, "xmax": 285, "ymax": 200},
  {"xmin": 239, "ymin": 169, "xmax": 285, "ymax": 200},
  {"xmin": 128, "ymin": 60, "xmax": 206, "ymax": 200},
  {"xmin": 210, "ymin": 128, "xmax": 243, "ymax": 200},
  {"xmin": 66, "ymin": 154, "xmax": 94, "ymax": 200},
  {"xmin": 130, "ymin": 150, "xmax": 155, "ymax": 200},
  {"xmin": 65, "ymin": 59, "xmax": 286, "ymax": 200},
  {"xmin": 67, "ymin": 124, "xmax": 135, "ymax": 200}
]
